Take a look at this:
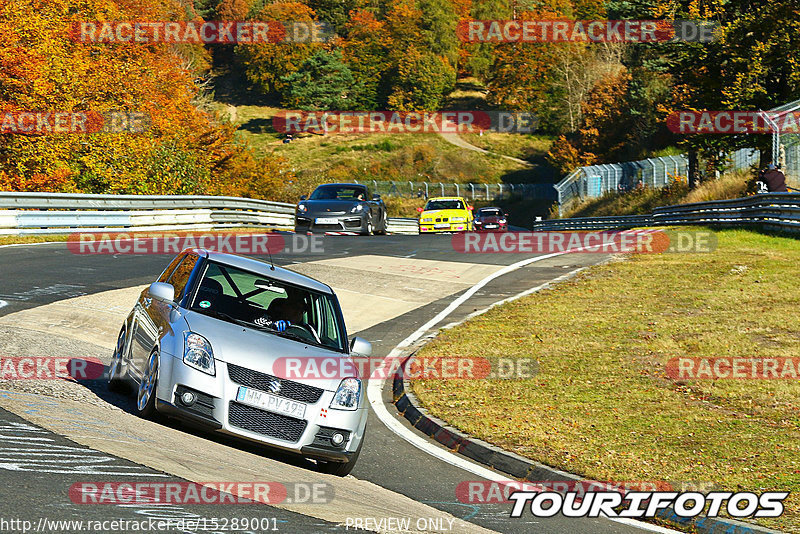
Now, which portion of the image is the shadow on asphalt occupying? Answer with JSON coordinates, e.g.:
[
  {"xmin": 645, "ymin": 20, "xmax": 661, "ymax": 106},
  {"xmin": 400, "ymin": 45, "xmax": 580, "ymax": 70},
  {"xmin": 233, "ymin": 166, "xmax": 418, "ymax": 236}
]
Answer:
[{"xmin": 75, "ymin": 365, "xmax": 323, "ymax": 474}]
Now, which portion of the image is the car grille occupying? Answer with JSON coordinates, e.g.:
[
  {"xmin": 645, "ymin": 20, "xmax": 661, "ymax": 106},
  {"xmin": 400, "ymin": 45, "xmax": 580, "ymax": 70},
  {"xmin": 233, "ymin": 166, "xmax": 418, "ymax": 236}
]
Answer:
[
  {"xmin": 312, "ymin": 223, "xmax": 343, "ymax": 231},
  {"xmin": 228, "ymin": 402, "xmax": 307, "ymax": 443},
  {"xmin": 227, "ymin": 363, "xmax": 324, "ymax": 404}
]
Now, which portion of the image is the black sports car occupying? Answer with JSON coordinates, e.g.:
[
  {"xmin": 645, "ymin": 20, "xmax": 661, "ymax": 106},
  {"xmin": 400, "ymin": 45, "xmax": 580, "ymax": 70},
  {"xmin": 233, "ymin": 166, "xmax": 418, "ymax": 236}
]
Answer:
[{"xmin": 294, "ymin": 183, "xmax": 388, "ymax": 235}]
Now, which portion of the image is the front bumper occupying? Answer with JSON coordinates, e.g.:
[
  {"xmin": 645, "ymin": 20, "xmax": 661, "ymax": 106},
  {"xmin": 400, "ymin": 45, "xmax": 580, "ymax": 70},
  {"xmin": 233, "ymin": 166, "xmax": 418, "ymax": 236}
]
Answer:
[
  {"xmin": 474, "ymin": 224, "xmax": 507, "ymax": 232},
  {"xmin": 419, "ymin": 222, "xmax": 470, "ymax": 233},
  {"xmin": 156, "ymin": 354, "xmax": 367, "ymax": 463},
  {"xmin": 295, "ymin": 213, "xmax": 369, "ymax": 234}
]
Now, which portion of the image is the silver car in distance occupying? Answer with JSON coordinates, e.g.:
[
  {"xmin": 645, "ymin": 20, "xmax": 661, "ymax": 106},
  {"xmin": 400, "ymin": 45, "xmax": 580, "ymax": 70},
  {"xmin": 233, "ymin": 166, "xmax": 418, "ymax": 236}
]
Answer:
[{"xmin": 108, "ymin": 248, "xmax": 371, "ymax": 476}]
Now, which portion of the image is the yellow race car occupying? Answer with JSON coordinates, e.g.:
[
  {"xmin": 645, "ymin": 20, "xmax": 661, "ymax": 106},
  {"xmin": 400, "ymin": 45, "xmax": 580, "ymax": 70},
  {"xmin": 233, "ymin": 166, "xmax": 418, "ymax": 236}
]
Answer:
[{"xmin": 417, "ymin": 196, "xmax": 474, "ymax": 233}]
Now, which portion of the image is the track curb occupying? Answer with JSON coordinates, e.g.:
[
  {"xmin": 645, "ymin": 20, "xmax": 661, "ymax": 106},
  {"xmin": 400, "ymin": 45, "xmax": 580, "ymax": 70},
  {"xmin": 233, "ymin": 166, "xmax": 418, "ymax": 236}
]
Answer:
[{"xmin": 391, "ymin": 353, "xmax": 782, "ymax": 534}]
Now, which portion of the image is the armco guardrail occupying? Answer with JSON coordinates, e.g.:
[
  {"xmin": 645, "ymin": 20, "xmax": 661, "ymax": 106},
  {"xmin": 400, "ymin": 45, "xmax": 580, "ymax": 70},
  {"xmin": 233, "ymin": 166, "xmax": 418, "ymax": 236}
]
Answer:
[
  {"xmin": 533, "ymin": 194, "xmax": 800, "ymax": 233},
  {"xmin": 0, "ymin": 192, "xmax": 420, "ymax": 235}
]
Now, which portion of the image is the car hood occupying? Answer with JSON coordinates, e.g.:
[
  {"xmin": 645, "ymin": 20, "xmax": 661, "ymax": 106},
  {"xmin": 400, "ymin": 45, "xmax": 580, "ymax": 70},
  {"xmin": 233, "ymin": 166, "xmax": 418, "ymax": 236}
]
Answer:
[
  {"xmin": 302, "ymin": 200, "xmax": 362, "ymax": 214},
  {"xmin": 183, "ymin": 310, "xmax": 352, "ymax": 392},
  {"xmin": 419, "ymin": 209, "xmax": 470, "ymax": 220}
]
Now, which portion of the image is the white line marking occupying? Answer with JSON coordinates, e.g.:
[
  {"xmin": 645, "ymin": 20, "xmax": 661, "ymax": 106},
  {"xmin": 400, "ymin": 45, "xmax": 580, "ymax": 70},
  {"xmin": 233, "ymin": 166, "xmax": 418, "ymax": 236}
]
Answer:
[
  {"xmin": 368, "ymin": 251, "xmax": 681, "ymax": 533},
  {"xmin": 0, "ymin": 241, "xmax": 64, "ymax": 249}
]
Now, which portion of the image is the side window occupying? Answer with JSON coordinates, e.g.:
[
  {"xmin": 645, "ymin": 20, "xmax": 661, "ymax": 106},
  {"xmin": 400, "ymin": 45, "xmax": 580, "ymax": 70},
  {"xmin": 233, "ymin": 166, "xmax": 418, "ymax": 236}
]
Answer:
[
  {"xmin": 167, "ymin": 254, "xmax": 200, "ymax": 299},
  {"xmin": 157, "ymin": 254, "xmax": 185, "ymax": 283}
]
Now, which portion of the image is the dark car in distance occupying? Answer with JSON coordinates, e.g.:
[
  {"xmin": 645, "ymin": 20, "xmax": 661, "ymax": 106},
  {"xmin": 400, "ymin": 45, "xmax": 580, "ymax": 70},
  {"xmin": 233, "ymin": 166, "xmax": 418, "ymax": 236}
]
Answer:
[
  {"xmin": 295, "ymin": 184, "xmax": 388, "ymax": 235},
  {"xmin": 473, "ymin": 207, "xmax": 508, "ymax": 232}
]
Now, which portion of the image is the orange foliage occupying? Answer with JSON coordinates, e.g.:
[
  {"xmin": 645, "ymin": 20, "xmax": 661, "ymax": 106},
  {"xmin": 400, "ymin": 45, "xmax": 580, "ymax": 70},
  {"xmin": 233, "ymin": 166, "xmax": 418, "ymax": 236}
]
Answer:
[{"xmin": 0, "ymin": 0, "xmax": 290, "ymax": 200}]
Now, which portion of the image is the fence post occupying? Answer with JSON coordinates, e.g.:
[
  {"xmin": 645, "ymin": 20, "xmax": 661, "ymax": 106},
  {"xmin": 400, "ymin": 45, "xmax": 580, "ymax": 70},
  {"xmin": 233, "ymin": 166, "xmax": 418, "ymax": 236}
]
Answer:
[
  {"xmin": 424, "ymin": 182, "xmax": 429, "ymax": 198},
  {"xmin": 373, "ymin": 180, "xmax": 378, "ymax": 194},
  {"xmin": 486, "ymin": 183, "xmax": 490, "ymax": 200},
  {"xmin": 469, "ymin": 183, "xmax": 475, "ymax": 200},
  {"xmin": 440, "ymin": 182, "xmax": 444, "ymax": 196},
  {"xmin": 455, "ymin": 183, "xmax": 460, "ymax": 197},
  {"xmin": 647, "ymin": 159, "xmax": 657, "ymax": 188}
]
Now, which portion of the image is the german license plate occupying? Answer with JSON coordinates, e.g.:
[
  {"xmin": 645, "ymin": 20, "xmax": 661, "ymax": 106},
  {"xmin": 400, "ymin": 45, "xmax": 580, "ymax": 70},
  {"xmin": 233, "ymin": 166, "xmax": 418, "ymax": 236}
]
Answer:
[
  {"xmin": 485, "ymin": 224, "xmax": 498, "ymax": 228},
  {"xmin": 434, "ymin": 223, "xmax": 450, "ymax": 229},
  {"xmin": 315, "ymin": 217, "xmax": 339, "ymax": 225},
  {"xmin": 236, "ymin": 387, "xmax": 306, "ymax": 419}
]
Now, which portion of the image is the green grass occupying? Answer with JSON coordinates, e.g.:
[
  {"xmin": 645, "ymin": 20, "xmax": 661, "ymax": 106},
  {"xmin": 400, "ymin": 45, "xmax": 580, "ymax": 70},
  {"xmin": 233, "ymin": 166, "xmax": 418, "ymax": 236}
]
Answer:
[
  {"xmin": 411, "ymin": 228, "xmax": 800, "ymax": 532},
  {"xmin": 212, "ymin": 104, "xmax": 533, "ymax": 185}
]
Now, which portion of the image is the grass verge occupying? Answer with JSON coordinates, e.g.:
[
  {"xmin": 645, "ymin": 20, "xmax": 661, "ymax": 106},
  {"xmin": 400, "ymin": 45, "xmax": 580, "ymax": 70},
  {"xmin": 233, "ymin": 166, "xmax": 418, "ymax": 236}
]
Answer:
[{"xmin": 410, "ymin": 228, "xmax": 800, "ymax": 532}]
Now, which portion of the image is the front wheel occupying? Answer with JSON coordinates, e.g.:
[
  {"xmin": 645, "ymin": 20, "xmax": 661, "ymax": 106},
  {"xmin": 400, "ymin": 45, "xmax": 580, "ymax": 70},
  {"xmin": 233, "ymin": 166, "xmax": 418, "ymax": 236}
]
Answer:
[
  {"xmin": 108, "ymin": 327, "xmax": 128, "ymax": 393},
  {"xmin": 362, "ymin": 219, "xmax": 374, "ymax": 236},
  {"xmin": 137, "ymin": 351, "xmax": 159, "ymax": 418},
  {"xmin": 318, "ymin": 438, "xmax": 363, "ymax": 477}
]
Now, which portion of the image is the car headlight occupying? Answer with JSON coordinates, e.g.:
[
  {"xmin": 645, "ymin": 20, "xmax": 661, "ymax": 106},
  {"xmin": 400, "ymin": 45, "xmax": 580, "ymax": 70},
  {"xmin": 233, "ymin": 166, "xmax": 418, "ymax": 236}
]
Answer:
[
  {"xmin": 184, "ymin": 332, "xmax": 215, "ymax": 375},
  {"xmin": 330, "ymin": 377, "xmax": 361, "ymax": 410},
  {"xmin": 451, "ymin": 217, "xmax": 465, "ymax": 222},
  {"xmin": 350, "ymin": 204, "xmax": 364, "ymax": 213},
  {"xmin": 297, "ymin": 203, "xmax": 307, "ymax": 212},
  {"xmin": 499, "ymin": 219, "xmax": 506, "ymax": 224}
]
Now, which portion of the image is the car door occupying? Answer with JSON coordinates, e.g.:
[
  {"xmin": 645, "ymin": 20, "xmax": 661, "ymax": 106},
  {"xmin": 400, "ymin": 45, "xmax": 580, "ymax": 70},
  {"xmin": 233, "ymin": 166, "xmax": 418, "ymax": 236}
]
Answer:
[
  {"xmin": 365, "ymin": 188, "xmax": 381, "ymax": 226},
  {"xmin": 130, "ymin": 253, "xmax": 200, "ymax": 378},
  {"xmin": 129, "ymin": 254, "xmax": 184, "ymax": 378}
]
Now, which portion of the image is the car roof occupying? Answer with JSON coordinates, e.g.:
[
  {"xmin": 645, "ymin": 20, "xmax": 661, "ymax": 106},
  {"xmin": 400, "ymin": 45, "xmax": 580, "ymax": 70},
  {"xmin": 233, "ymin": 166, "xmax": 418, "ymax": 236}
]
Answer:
[
  {"xmin": 315, "ymin": 183, "xmax": 366, "ymax": 189},
  {"xmin": 190, "ymin": 249, "xmax": 333, "ymax": 294},
  {"xmin": 427, "ymin": 196, "xmax": 466, "ymax": 201}
]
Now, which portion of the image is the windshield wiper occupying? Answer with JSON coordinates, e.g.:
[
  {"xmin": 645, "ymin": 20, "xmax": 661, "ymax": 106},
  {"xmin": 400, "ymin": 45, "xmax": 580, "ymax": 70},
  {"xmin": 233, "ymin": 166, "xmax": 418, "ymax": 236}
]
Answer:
[{"xmin": 197, "ymin": 308, "xmax": 253, "ymax": 329}]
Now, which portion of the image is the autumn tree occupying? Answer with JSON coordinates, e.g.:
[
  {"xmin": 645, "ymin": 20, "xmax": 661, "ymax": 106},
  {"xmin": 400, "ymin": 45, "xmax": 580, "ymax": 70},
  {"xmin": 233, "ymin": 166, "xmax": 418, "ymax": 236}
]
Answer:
[{"xmin": 236, "ymin": 1, "xmax": 320, "ymax": 95}]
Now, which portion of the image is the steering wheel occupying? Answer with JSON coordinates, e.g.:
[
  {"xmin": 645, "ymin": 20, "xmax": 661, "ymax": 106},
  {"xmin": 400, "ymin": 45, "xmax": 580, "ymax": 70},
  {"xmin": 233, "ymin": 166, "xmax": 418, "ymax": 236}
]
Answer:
[{"xmin": 286, "ymin": 323, "xmax": 321, "ymax": 344}]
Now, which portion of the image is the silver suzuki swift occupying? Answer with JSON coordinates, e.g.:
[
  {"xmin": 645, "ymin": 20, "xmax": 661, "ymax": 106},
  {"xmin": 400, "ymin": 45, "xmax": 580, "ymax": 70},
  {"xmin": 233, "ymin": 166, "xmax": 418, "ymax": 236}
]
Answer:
[{"xmin": 108, "ymin": 248, "xmax": 371, "ymax": 476}]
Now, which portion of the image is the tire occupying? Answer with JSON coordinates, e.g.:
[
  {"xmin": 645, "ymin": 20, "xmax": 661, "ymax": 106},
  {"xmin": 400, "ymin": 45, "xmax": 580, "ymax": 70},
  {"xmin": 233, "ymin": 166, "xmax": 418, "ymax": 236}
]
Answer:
[
  {"xmin": 362, "ymin": 219, "xmax": 374, "ymax": 236},
  {"xmin": 108, "ymin": 327, "xmax": 129, "ymax": 393},
  {"xmin": 318, "ymin": 437, "xmax": 363, "ymax": 477},
  {"xmin": 136, "ymin": 350, "xmax": 159, "ymax": 418}
]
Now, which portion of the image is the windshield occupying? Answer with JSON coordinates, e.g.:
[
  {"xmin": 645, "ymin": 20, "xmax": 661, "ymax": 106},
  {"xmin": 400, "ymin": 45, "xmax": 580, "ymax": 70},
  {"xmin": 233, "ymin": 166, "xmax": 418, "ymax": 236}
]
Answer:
[
  {"xmin": 424, "ymin": 199, "xmax": 465, "ymax": 210},
  {"xmin": 189, "ymin": 261, "xmax": 346, "ymax": 352},
  {"xmin": 309, "ymin": 185, "xmax": 368, "ymax": 201},
  {"xmin": 478, "ymin": 209, "xmax": 502, "ymax": 217}
]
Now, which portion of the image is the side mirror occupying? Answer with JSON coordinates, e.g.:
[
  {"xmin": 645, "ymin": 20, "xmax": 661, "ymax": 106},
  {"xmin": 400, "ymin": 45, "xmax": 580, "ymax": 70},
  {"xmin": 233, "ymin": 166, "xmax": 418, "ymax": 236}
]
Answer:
[
  {"xmin": 300, "ymin": 195, "xmax": 307, "ymax": 201},
  {"xmin": 350, "ymin": 337, "xmax": 372, "ymax": 357},
  {"xmin": 416, "ymin": 207, "xmax": 424, "ymax": 213},
  {"xmin": 372, "ymin": 194, "xmax": 381, "ymax": 201},
  {"xmin": 149, "ymin": 282, "xmax": 175, "ymax": 304}
]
